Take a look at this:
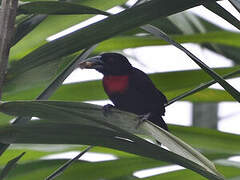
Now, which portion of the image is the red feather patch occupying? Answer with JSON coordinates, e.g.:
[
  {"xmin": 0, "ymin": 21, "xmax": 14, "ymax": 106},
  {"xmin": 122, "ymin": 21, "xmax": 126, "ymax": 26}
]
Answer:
[{"xmin": 103, "ymin": 75, "xmax": 129, "ymax": 94}]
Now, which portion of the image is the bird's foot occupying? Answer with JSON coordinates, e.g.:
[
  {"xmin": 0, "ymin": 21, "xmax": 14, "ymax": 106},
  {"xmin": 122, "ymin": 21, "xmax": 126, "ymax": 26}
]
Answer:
[
  {"xmin": 102, "ymin": 104, "xmax": 115, "ymax": 117},
  {"xmin": 136, "ymin": 113, "xmax": 151, "ymax": 129},
  {"xmin": 156, "ymin": 140, "xmax": 161, "ymax": 146}
]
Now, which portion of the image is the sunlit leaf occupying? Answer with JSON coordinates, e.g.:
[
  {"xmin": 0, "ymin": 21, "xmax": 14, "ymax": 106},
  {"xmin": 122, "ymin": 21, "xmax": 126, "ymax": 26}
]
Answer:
[
  {"xmin": 0, "ymin": 152, "xmax": 25, "ymax": 180},
  {"xmin": 13, "ymin": 15, "xmax": 47, "ymax": 46}
]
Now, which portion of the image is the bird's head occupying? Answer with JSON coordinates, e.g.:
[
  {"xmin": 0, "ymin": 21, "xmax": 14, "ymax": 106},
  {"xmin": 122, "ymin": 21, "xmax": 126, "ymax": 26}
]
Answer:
[{"xmin": 79, "ymin": 53, "xmax": 133, "ymax": 75}]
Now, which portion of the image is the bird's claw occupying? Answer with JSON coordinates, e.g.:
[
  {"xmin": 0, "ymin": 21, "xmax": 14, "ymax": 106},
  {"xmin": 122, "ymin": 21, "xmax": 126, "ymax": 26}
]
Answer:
[
  {"xmin": 136, "ymin": 113, "xmax": 151, "ymax": 129},
  {"xmin": 103, "ymin": 104, "xmax": 114, "ymax": 117}
]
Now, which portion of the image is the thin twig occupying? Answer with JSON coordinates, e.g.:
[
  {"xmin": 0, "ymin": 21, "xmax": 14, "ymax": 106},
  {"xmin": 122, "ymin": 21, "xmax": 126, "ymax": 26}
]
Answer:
[
  {"xmin": 45, "ymin": 146, "xmax": 93, "ymax": 180},
  {"xmin": 0, "ymin": 0, "xmax": 18, "ymax": 99},
  {"xmin": 166, "ymin": 69, "xmax": 240, "ymax": 106}
]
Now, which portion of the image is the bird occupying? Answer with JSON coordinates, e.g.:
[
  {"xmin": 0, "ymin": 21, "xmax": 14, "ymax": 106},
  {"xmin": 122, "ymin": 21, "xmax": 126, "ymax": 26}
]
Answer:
[{"xmin": 79, "ymin": 53, "xmax": 168, "ymax": 131}]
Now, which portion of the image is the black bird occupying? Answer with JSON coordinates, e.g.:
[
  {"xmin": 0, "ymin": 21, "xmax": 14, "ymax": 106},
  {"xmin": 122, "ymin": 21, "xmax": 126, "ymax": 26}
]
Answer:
[{"xmin": 79, "ymin": 53, "xmax": 168, "ymax": 131}]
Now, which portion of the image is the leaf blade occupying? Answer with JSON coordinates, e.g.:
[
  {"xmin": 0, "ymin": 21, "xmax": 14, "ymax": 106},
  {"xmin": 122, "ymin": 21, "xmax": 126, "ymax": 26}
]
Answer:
[
  {"xmin": 0, "ymin": 100, "xmax": 224, "ymax": 180},
  {"xmin": 229, "ymin": 0, "xmax": 240, "ymax": 13},
  {"xmin": 13, "ymin": 15, "xmax": 47, "ymax": 46},
  {"xmin": 13, "ymin": 0, "xmax": 205, "ymax": 77},
  {"xmin": 18, "ymin": 1, "xmax": 110, "ymax": 15},
  {"xmin": 203, "ymin": 1, "xmax": 240, "ymax": 30}
]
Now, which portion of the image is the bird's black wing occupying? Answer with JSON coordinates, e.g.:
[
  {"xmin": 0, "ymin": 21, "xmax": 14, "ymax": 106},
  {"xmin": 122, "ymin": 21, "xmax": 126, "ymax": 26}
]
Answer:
[{"xmin": 129, "ymin": 68, "xmax": 167, "ymax": 115}]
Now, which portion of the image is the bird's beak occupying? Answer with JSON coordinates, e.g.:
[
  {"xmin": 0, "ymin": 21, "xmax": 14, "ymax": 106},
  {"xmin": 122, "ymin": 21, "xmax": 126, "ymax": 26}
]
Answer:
[{"xmin": 79, "ymin": 56, "xmax": 103, "ymax": 69}]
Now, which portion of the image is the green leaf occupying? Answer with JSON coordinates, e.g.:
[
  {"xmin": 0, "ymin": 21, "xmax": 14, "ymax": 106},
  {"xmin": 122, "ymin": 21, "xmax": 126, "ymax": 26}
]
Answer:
[
  {"xmin": 12, "ymin": 46, "xmax": 96, "ymax": 124},
  {"xmin": 0, "ymin": 100, "xmax": 224, "ymax": 180},
  {"xmin": 4, "ymin": 55, "xmax": 74, "ymax": 100},
  {"xmin": 3, "ymin": 159, "xmax": 240, "ymax": 180},
  {"xmin": 37, "ymin": 46, "xmax": 96, "ymax": 100},
  {"xmin": 0, "ymin": 121, "xmax": 223, "ymax": 180},
  {"xmin": 1, "ymin": 47, "xmax": 96, "ymax": 157},
  {"xmin": 3, "ymin": 158, "xmax": 167, "ymax": 180},
  {"xmin": 12, "ymin": 0, "xmax": 205, "ymax": 75},
  {"xmin": 0, "ymin": 152, "xmax": 25, "ymax": 180},
  {"xmin": 10, "ymin": 0, "xmax": 128, "ymax": 61},
  {"xmin": 95, "ymin": 31, "xmax": 240, "ymax": 53},
  {"xmin": 0, "ymin": 46, "xmax": 97, "ymax": 155},
  {"xmin": 18, "ymin": 1, "xmax": 110, "ymax": 15},
  {"xmin": 7, "ymin": 30, "xmax": 240, "ymax": 91},
  {"xmin": 0, "ymin": 143, "xmax": 230, "ymax": 167}
]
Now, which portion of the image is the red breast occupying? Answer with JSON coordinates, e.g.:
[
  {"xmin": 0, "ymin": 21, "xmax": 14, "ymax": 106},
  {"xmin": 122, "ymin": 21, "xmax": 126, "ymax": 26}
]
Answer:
[{"xmin": 103, "ymin": 75, "xmax": 129, "ymax": 94}]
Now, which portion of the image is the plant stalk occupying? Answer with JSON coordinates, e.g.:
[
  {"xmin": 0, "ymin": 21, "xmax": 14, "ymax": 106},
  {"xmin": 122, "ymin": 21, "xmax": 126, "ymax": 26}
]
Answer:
[{"xmin": 0, "ymin": 0, "xmax": 18, "ymax": 99}]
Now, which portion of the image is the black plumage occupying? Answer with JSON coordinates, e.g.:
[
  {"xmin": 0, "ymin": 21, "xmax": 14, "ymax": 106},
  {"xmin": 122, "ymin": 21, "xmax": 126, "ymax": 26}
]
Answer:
[{"xmin": 79, "ymin": 53, "xmax": 168, "ymax": 131}]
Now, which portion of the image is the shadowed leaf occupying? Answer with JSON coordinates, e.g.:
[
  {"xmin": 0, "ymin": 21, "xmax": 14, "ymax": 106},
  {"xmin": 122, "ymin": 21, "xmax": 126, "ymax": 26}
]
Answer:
[
  {"xmin": 229, "ymin": 0, "xmax": 240, "ymax": 13},
  {"xmin": 203, "ymin": 1, "xmax": 240, "ymax": 30},
  {"xmin": 18, "ymin": 1, "xmax": 110, "ymax": 15},
  {"xmin": 0, "ymin": 100, "xmax": 224, "ymax": 180}
]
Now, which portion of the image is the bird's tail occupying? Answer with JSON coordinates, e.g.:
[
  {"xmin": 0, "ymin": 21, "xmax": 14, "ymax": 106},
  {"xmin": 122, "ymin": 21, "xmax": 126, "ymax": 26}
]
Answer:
[{"xmin": 149, "ymin": 114, "xmax": 168, "ymax": 131}]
